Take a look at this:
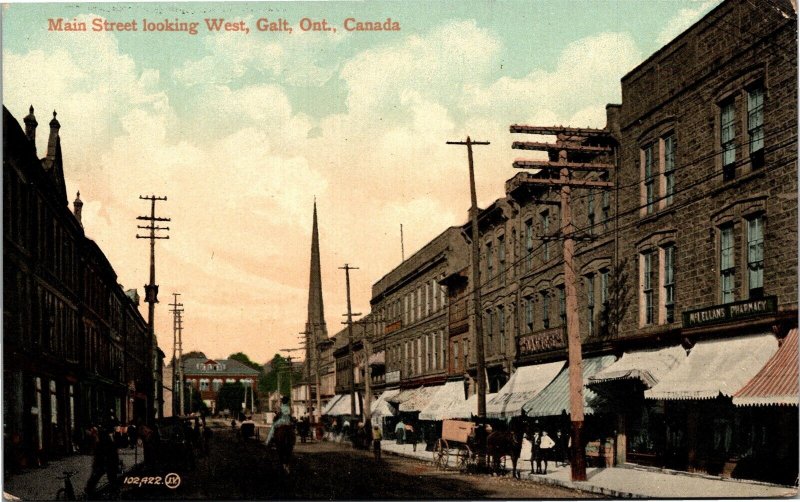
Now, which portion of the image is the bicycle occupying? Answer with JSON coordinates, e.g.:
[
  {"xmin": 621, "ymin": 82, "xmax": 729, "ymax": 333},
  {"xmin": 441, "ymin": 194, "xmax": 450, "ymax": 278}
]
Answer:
[{"xmin": 55, "ymin": 471, "xmax": 77, "ymax": 501}]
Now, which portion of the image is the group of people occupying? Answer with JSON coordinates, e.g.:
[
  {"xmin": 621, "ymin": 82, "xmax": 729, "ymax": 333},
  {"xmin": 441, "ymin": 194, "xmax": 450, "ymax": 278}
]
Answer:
[{"xmin": 527, "ymin": 427, "xmax": 570, "ymax": 475}]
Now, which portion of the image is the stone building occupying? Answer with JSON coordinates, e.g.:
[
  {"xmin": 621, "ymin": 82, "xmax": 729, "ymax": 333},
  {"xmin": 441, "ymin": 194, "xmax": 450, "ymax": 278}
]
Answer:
[{"xmin": 3, "ymin": 106, "xmax": 154, "ymax": 468}]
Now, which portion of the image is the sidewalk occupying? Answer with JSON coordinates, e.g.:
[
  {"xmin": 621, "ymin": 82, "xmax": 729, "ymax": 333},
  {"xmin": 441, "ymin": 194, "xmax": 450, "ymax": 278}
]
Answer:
[
  {"xmin": 3, "ymin": 447, "xmax": 142, "ymax": 501},
  {"xmin": 380, "ymin": 441, "xmax": 798, "ymax": 499}
]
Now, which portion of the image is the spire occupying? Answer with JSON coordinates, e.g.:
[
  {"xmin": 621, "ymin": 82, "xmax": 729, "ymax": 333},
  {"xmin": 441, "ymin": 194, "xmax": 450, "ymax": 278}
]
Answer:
[
  {"xmin": 46, "ymin": 110, "xmax": 60, "ymax": 163},
  {"xmin": 305, "ymin": 198, "xmax": 328, "ymax": 361},
  {"xmin": 23, "ymin": 105, "xmax": 38, "ymax": 151},
  {"xmin": 73, "ymin": 191, "xmax": 83, "ymax": 226}
]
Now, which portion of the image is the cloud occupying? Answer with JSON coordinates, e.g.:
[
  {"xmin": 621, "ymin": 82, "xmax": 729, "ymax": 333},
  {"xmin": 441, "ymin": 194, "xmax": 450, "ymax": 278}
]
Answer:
[{"xmin": 657, "ymin": 0, "xmax": 721, "ymax": 45}]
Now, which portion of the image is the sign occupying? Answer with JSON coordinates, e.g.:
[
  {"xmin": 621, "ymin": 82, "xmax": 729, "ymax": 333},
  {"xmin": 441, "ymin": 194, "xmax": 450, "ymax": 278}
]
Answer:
[
  {"xmin": 385, "ymin": 320, "xmax": 402, "ymax": 335},
  {"xmin": 385, "ymin": 370, "xmax": 400, "ymax": 384},
  {"xmin": 683, "ymin": 296, "xmax": 777, "ymax": 328},
  {"xmin": 517, "ymin": 328, "xmax": 566, "ymax": 356}
]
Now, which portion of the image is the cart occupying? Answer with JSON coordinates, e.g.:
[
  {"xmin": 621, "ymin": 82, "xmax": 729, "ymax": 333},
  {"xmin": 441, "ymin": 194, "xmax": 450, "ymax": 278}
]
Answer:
[{"xmin": 432, "ymin": 419, "xmax": 486, "ymax": 472}]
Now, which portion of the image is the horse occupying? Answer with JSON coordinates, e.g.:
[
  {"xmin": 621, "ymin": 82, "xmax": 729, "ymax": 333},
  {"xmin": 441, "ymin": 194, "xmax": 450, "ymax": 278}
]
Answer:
[
  {"xmin": 485, "ymin": 418, "xmax": 525, "ymax": 478},
  {"xmin": 273, "ymin": 424, "xmax": 296, "ymax": 475}
]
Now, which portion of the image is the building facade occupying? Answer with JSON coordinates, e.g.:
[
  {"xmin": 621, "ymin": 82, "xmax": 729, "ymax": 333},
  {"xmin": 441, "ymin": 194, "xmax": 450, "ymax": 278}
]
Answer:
[
  {"xmin": 3, "ymin": 106, "xmax": 155, "ymax": 469},
  {"xmin": 183, "ymin": 358, "xmax": 260, "ymax": 414}
]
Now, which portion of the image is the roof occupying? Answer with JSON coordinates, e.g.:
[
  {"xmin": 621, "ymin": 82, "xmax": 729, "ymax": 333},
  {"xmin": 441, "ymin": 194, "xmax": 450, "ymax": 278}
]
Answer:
[
  {"xmin": 486, "ymin": 361, "xmax": 564, "ymax": 418},
  {"xmin": 419, "ymin": 380, "xmax": 468, "ymax": 421},
  {"xmin": 450, "ymin": 392, "xmax": 498, "ymax": 419},
  {"xmin": 399, "ymin": 385, "xmax": 441, "ymax": 413},
  {"xmin": 733, "ymin": 329, "xmax": 798, "ymax": 407},
  {"xmin": 588, "ymin": 345, "xmax": 686, "ymax": 389},
  {"xmin": 522, "ymin": 355, "xmax": 616, "ymax": 417},
  {"xmin": 183, "ymin": 358, "xmax": 260, "ymax": 376},
  {"xmin": 645, "ymin": 333, "xmax": 779, "ymax": 401}
]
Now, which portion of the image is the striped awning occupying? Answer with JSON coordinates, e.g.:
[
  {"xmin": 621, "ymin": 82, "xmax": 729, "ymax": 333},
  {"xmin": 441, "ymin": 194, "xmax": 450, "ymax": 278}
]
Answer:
[
  {"xmin": 522, "ymin": 355, "xmax": 616, "ymax": 417},
  {"xmin": 646, "ymin": 333, "xmax": 779, "ymax": 401},
  {"xmin": 370, "ymin": 389, "xmax": 400, "ymax": 421},
  {"xmin": 322, "ymin": 393, "xmax": 362, "ymax": 416},
  {"xmin": 399, "ymin": 385, "xmax": 441, "ymax": 412},
  {"xmin": 386, "ymin": 388, "xmax": 417, "ymax": 404},
  {"xmin": 419, "ymin": 381, "xmax": 467, "ymax": 421},
  {"xmin": 486, "ymin": 361, "xmax": 564, "ymax": 418},
  {"xmin": 587, "ymin": 345, "xmax": 686, "ymax": 389},
  {"xmin": 450, "ymin": 392, "xmax": 498, "ymax": 419},
  {"xmin": 733, "ymin": 329, "xmax": 798, "ymax": 407}
]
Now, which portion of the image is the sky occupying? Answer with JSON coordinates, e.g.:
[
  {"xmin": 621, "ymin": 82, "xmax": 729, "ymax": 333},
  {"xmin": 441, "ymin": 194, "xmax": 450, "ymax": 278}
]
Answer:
[{"xmin": 2, "ymin": 0, "xmax": 721, "ymax": 365}]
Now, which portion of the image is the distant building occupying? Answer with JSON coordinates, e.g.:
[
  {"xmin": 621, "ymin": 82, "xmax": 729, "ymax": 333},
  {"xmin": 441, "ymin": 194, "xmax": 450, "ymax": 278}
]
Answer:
[{"xmin": 183, "ymin": 358, "xmax": 260, "ymax": 414}]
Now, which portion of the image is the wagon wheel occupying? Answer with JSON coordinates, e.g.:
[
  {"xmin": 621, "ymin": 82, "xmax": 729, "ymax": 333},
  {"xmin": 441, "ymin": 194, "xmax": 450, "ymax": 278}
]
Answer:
[
  {"xmin": 433, "ymin": 438, "xmax": 449, "ymax": 470},
  {"xmin": 457, "ymin": 445, "xmax": 472, "ymax": 472}
]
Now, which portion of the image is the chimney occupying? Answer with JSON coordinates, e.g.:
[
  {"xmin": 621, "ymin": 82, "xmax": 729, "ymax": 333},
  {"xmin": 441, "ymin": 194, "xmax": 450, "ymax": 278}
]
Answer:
[
  {"xmin": 23, "ymin": 105, "xmax": 38, "ymax": 151},
  {"xmin": 73, "ymin": 191, "xmax": 83, "ymax": 226},
  {"xmin": 46, "ymin": 110, "xmax": 60, "ymax": 164}
]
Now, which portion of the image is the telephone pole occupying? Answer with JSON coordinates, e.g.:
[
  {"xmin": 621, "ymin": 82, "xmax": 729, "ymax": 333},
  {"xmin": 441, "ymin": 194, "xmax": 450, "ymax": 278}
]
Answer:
[
  {"xmin": 137, "ymin": 195, "xmax": 169, "ymax": 424},
  {"xmin": 169, "ymin": 293, "xmax": 183, "ymax": 416},
  {"xmin": 339, "ymin": 264, "xmax": 359, "ymax": 418},
  {"xmin": 510, "ymin": 125, "xmax": 614, "ymax": 481},
  {"xmin": 177, "ymin": 307, "xmax": 185, "ymax": 414},
  {"xmin": 446, "ymin": 137, "xmax": 490, "ymax": 419}
]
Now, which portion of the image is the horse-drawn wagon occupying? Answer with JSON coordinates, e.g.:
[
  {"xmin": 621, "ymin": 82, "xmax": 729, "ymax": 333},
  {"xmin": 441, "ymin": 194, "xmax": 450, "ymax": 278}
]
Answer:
[{"xmin": 433, "ymin": 418, "xmax": 524, "ymax": 477}]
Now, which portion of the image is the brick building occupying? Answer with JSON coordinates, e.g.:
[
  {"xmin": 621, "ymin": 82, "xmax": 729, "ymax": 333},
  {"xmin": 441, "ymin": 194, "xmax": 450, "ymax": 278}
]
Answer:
[
  {"xmin": 183, "ymin": 358, "xmax": 260, "ymax": 414},
  {"xmin": 3, "ymin": 106, "xmax": 155, "ymax": 469}
]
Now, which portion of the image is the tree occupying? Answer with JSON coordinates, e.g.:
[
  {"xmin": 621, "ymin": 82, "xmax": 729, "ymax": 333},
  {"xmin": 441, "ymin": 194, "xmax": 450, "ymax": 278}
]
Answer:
[
  {"xmin": 228, "ymin": 352, "xmax": 263, "ymax": 373},
  {"xmin": 260, "ymin": 354, "xmax": 303, "ymax": 396},
  {"xmin": 181, "ymin": 351, "xmax": 207, "ymax": 361}
]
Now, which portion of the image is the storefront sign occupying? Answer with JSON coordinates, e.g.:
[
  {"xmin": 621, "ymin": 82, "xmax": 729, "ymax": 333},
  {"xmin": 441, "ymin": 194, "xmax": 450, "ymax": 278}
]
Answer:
[
  {"xmin": 517, "ymin": 328, "xmax": 566, "ymax": 356},
  {"xmin": 683, "ymin": 296, "xmax": 777, "ymax": 328},
  {"xmin": 385, "ymin": 370, "xmax": 400, "ymax": 384},
  {"xmin": 385, "ymin": 320, "xmax": 402, "ymax": 335}
]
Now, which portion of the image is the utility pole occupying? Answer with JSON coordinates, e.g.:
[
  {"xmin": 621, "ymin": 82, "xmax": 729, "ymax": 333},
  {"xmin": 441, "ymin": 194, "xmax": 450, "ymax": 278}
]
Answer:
[
  {"xmin": 400, "ymin": 224, "xmax": 405, "ymax": 262},
  {"xmin": 169, "ymin": 293, "xmax": 183, "ymax": 416},
  {"xmin": 342, "ymin": 316, "xmax": 384, "ymax": 425},
  {"xmin": 446, "ymin": 137, "xmax": 490, "ymax": 419},
  {"xmin": 510, "ymin": 125, "xmax": 614, "ymax": 481},
  {"xmin": 281, "ymin": 348, "xmax": 303, "ymax": 415},
  {"xmin": 177, "ymin": 308, "xmax": 185, "ymax": 415},
  {"xmin": 137, "ymin": 195, "xmax": 169, "ymax": 425},
  {"xmin": 339, "ymin": 264, "xmax": 360, "ymax": 418}
]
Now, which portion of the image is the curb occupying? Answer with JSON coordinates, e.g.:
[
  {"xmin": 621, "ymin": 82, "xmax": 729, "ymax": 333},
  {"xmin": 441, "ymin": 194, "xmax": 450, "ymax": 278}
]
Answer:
[{"xmin": 617, "ymin": 462, "xmax": 798, "ymax": 490}]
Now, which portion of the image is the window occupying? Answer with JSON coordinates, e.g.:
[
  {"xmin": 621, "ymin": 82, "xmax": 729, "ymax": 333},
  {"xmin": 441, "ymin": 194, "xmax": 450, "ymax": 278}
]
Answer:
[
  {"xmin": 485, "ymin": 311, "xmax": 493, "ymax": 354},
  {"xmin": 426, "ymin": 334, "xmax": 432, "ymax": 372},
  {"xmin": 200, "ymin": 379, "xmax": 209, "ymax": 391},
  {"xmin": 453, "ymin": 341, "xmax": 460, "ymax": 371},
  {"xmin": 663, "ymin": 245, "xmax": 675, "ymax": 323},
  {"xmin": 642, "ymin": 251, "xmax": 655, "ymax": 325},
  {"xmin": 525, "ymin": 297, "xmax": 534, "ymax": 332},
  {"xmin": 664, "ymin": 135, "xmax": 676, "ymax": 205},
  {"xmin": 644, "ymin": 143, "xmax": 657, "ymax": 214},
  {"xmin": 50, "ymin": 380, "xmax": 58, "ymax": 425},
  {"xmin": 558, "ymin": 286, "xmax": 566, "ymax": 326},
  {"xmin": 525, "ymin": 219, "xmax": 534, "ymax": 271},
  {"xmin": 747, "ymin": 216, "xmax": 764, "ymax": 298},
  {"xmin": 721, "ymin": 101, "xmax": 736, "ymax": 180},
  {"xmin": 486, "ymin": 240, "xmax": 494, "ymax": 278},
  {"xmin": 432, "ymin": 279, "xmax": 438, "ymax": 311},
  {"xmin": 441, "ymin": 332, "xmax": 446, "ymax": 370},
  {"xmin": 416, "ymin": 338, "xmax": 422, "ymax": 374},
  {"xmin": 541, "ymin": 212, "xmax": 550, "ymax": 261},
  {"xmin": 587, "ymin": 275, "xmax": 595, "ymax": 336},
  {"xmin": 720, "ymin": 225, "xmax": 735, "ymax": 303},
  {"xmin": 498, "ymin": 235, "xmax": 506, "ymax": 273},
  {"xmin": 542, "ymin": 293, "xmax": 550, "ymax": 329},
  {"xmin": 600, "ymin": 270, "xmax": 609, "ymax": 306},
  {"xmin": 588, "ymin": 190, "xmax": 595, "ymax": 235},
  {"xmin": 602, "ymin": 191, "xmax": 611, "ymax": 230},
  {"xmin": 747, "ymin": 86, "xmax": 764, "ymax": 160}
]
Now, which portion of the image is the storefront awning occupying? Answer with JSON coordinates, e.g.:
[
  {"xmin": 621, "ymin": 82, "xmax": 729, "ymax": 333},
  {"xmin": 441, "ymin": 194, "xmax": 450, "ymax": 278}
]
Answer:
[
  {"xmin": 451, "ymin": 392, "xmax": 498, "ymax": 419},
  {"xmin": 386, "ymin": 388, "xmax": 417, "ymax": 404},
  {"xmin": 645, "ymin": 333, "xmax": 779, "ymax": 401},
  {"xmin": 419, "ymin": 381, "xmax": 468, "ymax": 421},
  {"xmin": 399, "ymin": 385, "xmax": 441, "ymax": 412},
  {"xmin": 486, "ymin": 361, "xmax": 564, "ymax": 418},
  {"xmin": 522, "ymin": 355, "xmax": 616, "ymax": 417},
  {"xmin": 733, "ymin": 329, "xmax": 798, "ymax": 407},
  {"xmin": 370, "ymin": 389, "xmax": 400, "ymax": 421},
  {"xmin": 368, "ymin": 351, "xmax": 385, "ymax": 366},
  {"xmin": 323, "ymin": 393, "xmax": 363, "ymax": 416},
  {"xmin": 587, "ymin": 345, "xmax": 686, "ymax": 389}
]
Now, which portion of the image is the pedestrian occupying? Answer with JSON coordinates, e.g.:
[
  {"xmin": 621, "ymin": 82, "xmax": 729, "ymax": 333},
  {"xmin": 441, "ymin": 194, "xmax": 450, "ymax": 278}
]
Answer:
[
  {"xmin": 538, "ymin": 430, "xmax": 555, "ymax": 474},
  {"xmin": 372, "ymin": 425, "xmax": 383, "ymax": 460},
  {"xmin": 394, "ymin": 420, "xmax": 405, "ymax": 445},
  {"xmin": 265, "ymin": 396, "xmax": 292, "ymax": 447},
  {"xmin": 405, "ymin": 423, "xmax": 417, "ymax": 452},
  {"xmin": 527, "ymin": 427, "xmax": 540, "ymax": 474},
  {"xmin": 85, "ymin": 410, "xmax": 120, "ymax": 498},
  {"xmin": 126, "ymin": 423, "xmax": 137, "ymax": 450}
]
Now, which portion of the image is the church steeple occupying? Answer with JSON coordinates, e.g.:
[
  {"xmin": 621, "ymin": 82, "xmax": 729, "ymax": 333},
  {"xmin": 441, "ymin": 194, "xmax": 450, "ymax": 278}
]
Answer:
[{"xmin": 306, "ymin": 198, "xmax": 327, "ymax": 343}]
